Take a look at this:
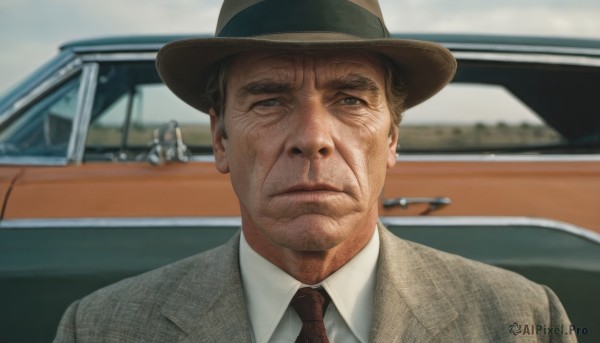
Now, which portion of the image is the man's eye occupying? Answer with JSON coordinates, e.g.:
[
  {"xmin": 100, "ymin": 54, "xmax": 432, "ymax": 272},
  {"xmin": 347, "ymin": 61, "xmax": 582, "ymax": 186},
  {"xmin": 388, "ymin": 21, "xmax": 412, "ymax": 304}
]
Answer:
[
  {"xmin": 339, "ymin": 97, "xmax": 362, "ymax": 106},
  {"xmin": 256, "ymin": 99, "xmax": 280, "ymax": 107}
]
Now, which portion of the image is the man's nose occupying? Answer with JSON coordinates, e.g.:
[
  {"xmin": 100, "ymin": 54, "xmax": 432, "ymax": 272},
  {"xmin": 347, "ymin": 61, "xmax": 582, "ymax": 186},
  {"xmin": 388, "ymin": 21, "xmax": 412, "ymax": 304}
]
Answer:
[{"xmin": 285, "ymin": 101, "xmax": 334, "ymax": 159}]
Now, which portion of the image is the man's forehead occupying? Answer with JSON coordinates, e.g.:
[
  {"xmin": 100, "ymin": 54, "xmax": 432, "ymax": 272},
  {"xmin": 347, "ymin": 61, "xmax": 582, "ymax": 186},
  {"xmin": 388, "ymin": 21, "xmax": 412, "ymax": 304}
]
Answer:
[{"xmin": 228, "ymin": 49, "xmax": 386, "ymax": 84}]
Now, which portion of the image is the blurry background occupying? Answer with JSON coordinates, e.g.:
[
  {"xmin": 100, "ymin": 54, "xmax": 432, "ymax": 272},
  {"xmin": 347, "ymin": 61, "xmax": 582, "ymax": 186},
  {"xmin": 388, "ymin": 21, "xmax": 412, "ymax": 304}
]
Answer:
[{"xmin": 1, "ymin": 0, "xmax": 599, "ymax": 95}]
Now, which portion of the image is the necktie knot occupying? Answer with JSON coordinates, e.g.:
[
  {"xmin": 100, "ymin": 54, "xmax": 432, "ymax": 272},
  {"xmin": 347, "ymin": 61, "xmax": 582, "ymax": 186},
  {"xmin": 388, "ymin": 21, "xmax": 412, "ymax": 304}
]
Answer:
[{"xmin": 290, "ymin": 287, "xmax": 331, "ymax": 343}]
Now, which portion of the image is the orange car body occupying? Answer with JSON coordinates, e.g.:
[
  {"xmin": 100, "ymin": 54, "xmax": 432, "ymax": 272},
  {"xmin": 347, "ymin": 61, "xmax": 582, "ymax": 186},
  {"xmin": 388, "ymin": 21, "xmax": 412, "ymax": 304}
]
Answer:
[{"xmin": 0, "ymin": 159, "xmax": 598, "ymax": 232}]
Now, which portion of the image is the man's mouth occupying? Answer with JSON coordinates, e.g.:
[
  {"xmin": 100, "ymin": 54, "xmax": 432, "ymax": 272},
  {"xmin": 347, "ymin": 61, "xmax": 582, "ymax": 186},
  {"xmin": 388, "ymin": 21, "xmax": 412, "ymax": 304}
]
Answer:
[{"xmin": 283, "ymin": 183, "xmax": 342, "ymax": 194}]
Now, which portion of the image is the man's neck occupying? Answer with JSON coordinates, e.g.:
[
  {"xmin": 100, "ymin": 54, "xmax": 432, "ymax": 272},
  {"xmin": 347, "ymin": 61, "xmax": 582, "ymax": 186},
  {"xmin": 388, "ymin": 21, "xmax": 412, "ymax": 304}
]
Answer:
[{"xmin": 242, "ymin": 215, "xmax": 378, "ymax": 284}]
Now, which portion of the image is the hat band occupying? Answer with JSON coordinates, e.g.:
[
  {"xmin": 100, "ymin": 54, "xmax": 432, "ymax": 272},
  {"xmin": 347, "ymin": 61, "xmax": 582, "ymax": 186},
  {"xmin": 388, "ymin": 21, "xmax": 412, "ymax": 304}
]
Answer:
[{"xmin": 218, "ymin": 0, "xmax": 390, "ymax": 39}]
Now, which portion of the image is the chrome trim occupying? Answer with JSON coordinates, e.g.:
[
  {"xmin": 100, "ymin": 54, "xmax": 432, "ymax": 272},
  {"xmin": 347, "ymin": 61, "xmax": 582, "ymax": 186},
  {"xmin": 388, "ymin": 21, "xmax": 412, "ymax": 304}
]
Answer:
[
  {"xmin": 443, "ymin": 43, "xmax": 600, "ymax": 57},
  {"xmin": 189, "ymin": 155, "xmax": 216, "ymax": 162},
  {"xmin": 382, "ymin": 197, "xmax": 451, "ymax": 215},
  {"xmin": 0, "ymin": 217, "xmax": 242, "ymax": 229},
  {"xmin": 2, "ymin": 152, "xmax": 595, "ymax": 165},
  {"xmin": 0, "ymin": 58, "xmax": 83, "ymax": 125},
  {"xmin": 1, "ymin": 216, "xmax": 598, "ymax": 244},
  {"xmin": 2, "ymin": 151, "xmax": 595, "ymax": 165},
  {"xmin": 80, "ymin": 52, "xmax": 157, "ymax": 62},
  {"xmin": 71, "ymin": 44, "xmax": 165, "ymax": 54},
  {"xmin": 453, "ymin": 51, "xmax": 600, "ymax": 67},
  {"xmin": 76, "ymin": 50, "xmax": 600, "ymax": 67},
  {"xmin": 190, "ymin": 154, "xmax": 600, "ymax": 163},
  {"xmin": 0, "ymin": 156, "xmax": 68, "ymax": 166},
  {"xmin": 68, "ymin": 42, "xmax": 600, "ymax": 58},
  {"xmin": 379, "ymin": 216, "xmax": 600, "ymax": 244},
  {"xmin": 395, "ymin": 154, "xmax": 600, "ymax": 162},
  {"xmin": 68, "ymin": 63, "xmax": 99, "ymax": 164},
  {"xmin": 57, "ymin": 41, "xmax": 600, "ymax": 69}
]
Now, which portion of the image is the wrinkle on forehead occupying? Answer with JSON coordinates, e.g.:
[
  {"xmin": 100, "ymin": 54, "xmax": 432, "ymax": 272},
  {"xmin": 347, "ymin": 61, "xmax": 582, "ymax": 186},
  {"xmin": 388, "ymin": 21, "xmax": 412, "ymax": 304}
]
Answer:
[
  {"xmin": 228, "ymin": 50, "xmax": 386, "ymax": 91},
  {"xmin": 229, "ymin": 52, "xmax": 299, "ymax": 91}
]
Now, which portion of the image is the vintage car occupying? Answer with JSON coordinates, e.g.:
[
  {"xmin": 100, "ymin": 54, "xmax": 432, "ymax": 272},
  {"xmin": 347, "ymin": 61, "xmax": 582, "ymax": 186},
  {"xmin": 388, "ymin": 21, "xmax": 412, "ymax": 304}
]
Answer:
[
  {"xmin": 0, "ymin": 34, "xmax": 599, "ymax": 342},
  {"xmin": 0, "ymin": 34, "xmax": 598, "ymax": 230}
]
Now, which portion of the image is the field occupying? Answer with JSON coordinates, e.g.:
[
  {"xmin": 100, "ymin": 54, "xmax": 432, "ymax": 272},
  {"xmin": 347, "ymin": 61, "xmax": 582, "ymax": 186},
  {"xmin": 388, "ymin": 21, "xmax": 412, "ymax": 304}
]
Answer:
[
  {"xmin": 397, "ymin": 123, "xmax": 562, "ymax": 151},
  {"xmin": 86, "ymin": 123, "xmax": 562, "ymax": 153}
]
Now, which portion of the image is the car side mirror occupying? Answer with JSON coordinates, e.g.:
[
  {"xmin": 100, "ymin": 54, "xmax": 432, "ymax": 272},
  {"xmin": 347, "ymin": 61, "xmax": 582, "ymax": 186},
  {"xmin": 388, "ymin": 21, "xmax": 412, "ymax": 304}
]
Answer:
[{"xmin": 146, "ymin": 120, "xmax": 191, "ymax": 165}]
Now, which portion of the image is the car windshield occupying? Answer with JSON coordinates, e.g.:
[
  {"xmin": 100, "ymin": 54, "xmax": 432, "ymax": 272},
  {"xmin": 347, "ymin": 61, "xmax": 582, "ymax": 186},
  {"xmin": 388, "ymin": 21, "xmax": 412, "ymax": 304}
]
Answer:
[{"xmin": 0, "ymin": 73, "xmax": 82, "ymax": 157}]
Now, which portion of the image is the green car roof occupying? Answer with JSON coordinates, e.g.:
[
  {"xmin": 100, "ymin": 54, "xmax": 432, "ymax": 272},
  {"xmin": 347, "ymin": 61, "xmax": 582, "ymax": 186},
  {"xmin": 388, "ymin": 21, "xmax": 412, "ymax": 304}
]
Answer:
[{"xmin": 60, "ymin": 33, "xmax": 600, "ymax": 53}]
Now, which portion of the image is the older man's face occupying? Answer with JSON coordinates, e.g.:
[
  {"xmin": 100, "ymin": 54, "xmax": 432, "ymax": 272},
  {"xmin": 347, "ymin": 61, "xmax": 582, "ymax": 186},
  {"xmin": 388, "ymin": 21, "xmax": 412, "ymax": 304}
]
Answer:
[{"xmin": 211, "ymin": 50, "xmax": 398, "ymax": 254}]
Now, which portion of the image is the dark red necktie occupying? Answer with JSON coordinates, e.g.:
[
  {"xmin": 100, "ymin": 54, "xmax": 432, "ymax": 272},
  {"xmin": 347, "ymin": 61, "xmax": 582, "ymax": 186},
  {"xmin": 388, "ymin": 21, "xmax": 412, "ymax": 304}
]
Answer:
[{"xmin": 290, "ymin": 287, "xmax": 331, "ymax": 343}]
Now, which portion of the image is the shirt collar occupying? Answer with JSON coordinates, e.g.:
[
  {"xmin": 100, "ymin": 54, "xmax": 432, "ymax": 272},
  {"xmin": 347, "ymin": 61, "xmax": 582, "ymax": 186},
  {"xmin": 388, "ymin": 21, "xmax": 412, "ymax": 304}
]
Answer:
[
  {"xmin": 239, "ymin": 227, "xmax": 380, "ymax": 343},
  {"xmin": 321, "ymin": 229, "xmax": 379, "ymax": 342}
]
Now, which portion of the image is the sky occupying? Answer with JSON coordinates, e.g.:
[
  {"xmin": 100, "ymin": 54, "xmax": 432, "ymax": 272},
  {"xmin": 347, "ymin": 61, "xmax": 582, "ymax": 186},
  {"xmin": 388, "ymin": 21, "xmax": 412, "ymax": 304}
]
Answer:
[{"xmin": 1, "ymin": 0, "xmax": 599, "ymax": 95}]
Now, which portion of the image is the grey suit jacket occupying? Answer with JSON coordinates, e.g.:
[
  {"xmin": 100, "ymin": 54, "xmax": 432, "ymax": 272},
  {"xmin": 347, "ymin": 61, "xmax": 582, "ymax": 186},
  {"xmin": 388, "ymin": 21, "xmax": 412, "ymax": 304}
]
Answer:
[{"xmin": 54, "ymin": 224, "xmax": 575, "ymax": 342}]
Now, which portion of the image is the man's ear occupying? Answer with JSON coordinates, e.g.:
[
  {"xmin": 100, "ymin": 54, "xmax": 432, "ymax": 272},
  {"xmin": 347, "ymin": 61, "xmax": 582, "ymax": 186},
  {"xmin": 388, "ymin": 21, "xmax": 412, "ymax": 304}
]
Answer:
[
  {"xmin": 387, "ymin": 126, "xmax": 399, "ymax": 168},
  {"xmin": 209, "ymin": 108, "xmax": 230, "ymax": 174}
]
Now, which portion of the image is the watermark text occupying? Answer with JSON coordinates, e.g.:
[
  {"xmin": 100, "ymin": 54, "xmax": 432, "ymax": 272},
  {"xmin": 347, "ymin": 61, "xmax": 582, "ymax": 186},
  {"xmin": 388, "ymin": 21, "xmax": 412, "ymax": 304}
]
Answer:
[{"xmin": 508, "ymin": 322, "xmax": 588, "ymax": 336}]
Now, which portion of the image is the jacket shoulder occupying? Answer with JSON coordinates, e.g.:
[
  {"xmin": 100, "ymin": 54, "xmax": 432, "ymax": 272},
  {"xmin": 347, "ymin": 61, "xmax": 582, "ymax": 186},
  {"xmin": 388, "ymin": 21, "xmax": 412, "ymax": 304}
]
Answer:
[
  {"xmin": 55, "ymin": 238, "xmax": 239, "ymax": 342},
  {"xmin": 81, "ymin": 240, "xmax": 231, "ymax": 306},
  {"xmin": 377, "ymin": 228, "xmax": 574, "ymax": 341},
  {"xmin": 405, "ymin": 238, "xmax": 544, "ymax": 295}
]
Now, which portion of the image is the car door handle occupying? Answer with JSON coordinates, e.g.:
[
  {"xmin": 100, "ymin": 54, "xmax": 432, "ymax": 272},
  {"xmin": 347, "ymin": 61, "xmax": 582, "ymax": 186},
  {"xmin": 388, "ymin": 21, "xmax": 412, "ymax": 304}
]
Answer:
[{"xmin": 382, "ymin": 196, "xmax": 452, "ymax": 215}]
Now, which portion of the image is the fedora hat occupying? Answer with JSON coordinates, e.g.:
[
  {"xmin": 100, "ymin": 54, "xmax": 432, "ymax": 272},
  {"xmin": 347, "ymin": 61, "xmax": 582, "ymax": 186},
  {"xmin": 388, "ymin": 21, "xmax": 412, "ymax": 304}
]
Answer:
[{"xmin": 156, "ymin": 0, "xmax": 457, "ymax": 114}]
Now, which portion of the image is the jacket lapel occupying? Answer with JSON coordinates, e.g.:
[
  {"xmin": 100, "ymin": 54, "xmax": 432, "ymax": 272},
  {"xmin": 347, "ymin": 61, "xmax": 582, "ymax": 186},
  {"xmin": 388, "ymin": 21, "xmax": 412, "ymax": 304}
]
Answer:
[
  {"xmin": 369, "ymin": 224, "xmax": 459, "ymax": 342},
  {"xmin": 157, "ymin": 224, "xmax": 460, "ymax": 342},
  {"xmin": 160, "ymin": 232, "xmax": 253, "ymax": 343}
]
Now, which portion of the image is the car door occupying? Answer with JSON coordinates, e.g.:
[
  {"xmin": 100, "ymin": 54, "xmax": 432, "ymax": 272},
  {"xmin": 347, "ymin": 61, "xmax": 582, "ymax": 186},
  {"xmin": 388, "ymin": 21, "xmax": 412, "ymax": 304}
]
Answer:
[
  {"xmin": 380, "ymin": 53, "xmax": 600, "ymax": 232},
  {"xmin": 1, "ymin": 53, "xmax": 239, "ymax": 220}
]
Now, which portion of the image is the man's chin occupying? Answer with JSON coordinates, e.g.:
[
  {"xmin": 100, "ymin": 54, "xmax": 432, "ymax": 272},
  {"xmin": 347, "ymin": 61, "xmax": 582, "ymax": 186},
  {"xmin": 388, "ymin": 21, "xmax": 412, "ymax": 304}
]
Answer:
[
  {"xmin": 263, "ymin": 197, "xmax": 358, "ymax": 222},
  {"xmin": 269, "ymin": 214, "xmax": 349, "ymax": 252}
]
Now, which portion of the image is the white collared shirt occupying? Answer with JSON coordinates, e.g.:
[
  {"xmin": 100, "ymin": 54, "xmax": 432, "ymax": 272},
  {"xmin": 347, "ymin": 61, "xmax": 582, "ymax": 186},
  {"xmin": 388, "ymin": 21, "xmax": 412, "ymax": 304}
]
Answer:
[{"xmin": 239, "ymin": 228, "xmax": 380, "ymax": 343}]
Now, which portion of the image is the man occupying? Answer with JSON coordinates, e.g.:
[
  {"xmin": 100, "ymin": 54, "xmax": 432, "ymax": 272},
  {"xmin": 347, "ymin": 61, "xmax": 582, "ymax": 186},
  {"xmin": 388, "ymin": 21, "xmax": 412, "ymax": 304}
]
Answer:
[{"xmin": 55, "ymin": 0, "xmax": 575, "ymax": 342}]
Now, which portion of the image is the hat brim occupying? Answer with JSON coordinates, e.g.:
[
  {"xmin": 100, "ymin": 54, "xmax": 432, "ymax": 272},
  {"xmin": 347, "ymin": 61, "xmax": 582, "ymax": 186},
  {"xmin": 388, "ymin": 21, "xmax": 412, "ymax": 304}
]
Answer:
[{"xmin": 156, "ymin": 33, "xmax": 457, "ymax": 114}]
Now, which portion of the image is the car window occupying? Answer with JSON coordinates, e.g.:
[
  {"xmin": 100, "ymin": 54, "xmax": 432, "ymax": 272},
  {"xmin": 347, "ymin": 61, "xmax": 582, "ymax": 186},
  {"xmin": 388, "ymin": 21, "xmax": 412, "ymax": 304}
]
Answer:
[
  {"xmin": 0, "ymin": 73, "xmax": 82, "ymax": 157},
  {"xmin": 83, "ymin": 59, "xmax": 599, "ymax": 159},
  {"xmin": 85, "ymin": 63, "xmax": 211, "ymax": 161},
  {"xmin": 399, "ymin": 83, "xmax": 564, "ymax": 153},
  {"xmin": 398, "ymin": 60, "xmax": 600, "ymax": 154}
]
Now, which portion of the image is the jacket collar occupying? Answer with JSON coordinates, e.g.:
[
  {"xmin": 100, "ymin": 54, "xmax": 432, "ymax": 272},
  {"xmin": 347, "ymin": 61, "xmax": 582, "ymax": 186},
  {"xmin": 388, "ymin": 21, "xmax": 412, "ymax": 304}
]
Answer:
[
  {"xmin": 158, "ymin": 224, "xmax": 459, "ymax": 342},
  {"xmin": 369, "ymin": 223, "xmax": 459, "ymax": 342},
  {"xmin": 160, "ymin": 232, "xmax": 253, "ymax": 342}
]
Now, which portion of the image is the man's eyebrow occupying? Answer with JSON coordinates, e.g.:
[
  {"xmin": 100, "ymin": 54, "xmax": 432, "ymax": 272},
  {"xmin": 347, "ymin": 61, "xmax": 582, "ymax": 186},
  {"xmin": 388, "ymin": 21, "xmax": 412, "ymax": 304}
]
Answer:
[
  {"xmin": 325, "ymin": 74, "xmax": 382, "ymax": 95},
  {"xmin": 238, "ymin": 81, "xmax": 292, "ymax": 96}
]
